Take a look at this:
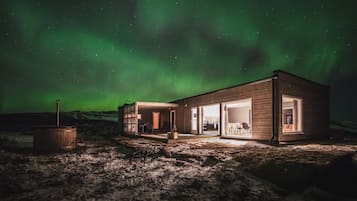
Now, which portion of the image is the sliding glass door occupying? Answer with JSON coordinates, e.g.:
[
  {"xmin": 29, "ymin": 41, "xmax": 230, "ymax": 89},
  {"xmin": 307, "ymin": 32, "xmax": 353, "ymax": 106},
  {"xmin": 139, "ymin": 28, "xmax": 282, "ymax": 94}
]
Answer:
[
  {"xmin": 191, "ymin": 107, "xmax": 198, "ymax": 134},
  {"xmin": 199, "ymin": 104, "xmax": 220, "ymax": 135}
]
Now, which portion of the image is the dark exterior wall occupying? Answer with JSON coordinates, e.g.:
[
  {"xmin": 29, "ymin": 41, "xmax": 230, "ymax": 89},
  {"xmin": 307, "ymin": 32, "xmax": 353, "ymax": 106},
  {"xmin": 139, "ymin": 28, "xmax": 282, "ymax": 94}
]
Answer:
[
  {"xmin": 174, "ymin": 106, "xmax": 186, "ymax": 134},
  {"xmin": 275, "ymin": 71, "xmax": 330, "ymax": 141},
  {"xmin": 138, "ymin": 108, "xmax": 170, "ymax": 133},
  {"xmin": 173, "ymin": 79, "xmax": 273, "ymax": 140},
  {"xmin": 118, "ymin": 106, "xmax": 124, "ymax": 134}
]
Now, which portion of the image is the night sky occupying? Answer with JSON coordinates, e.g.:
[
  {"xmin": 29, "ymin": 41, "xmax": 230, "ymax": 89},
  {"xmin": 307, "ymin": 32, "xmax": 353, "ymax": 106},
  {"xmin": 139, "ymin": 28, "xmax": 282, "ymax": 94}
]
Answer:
[{"xmin": 0, "ymin": 0, "xmax": 356, "ymax": 121}]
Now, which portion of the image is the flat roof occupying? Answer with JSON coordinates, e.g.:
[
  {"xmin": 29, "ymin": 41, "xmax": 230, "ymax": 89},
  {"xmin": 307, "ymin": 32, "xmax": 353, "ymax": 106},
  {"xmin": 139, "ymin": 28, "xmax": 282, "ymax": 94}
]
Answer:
[
  {"xmin": 118, "ymin": 70, "xmax": 329, "ymax": 109},
  {"xmin": 136, "ymin": 102, "xmax": 179, "ymax": 109},
  {"xmin": 171, "ymin": 76, "xmax": 273, "ymax": 103},
  {"xmin": 273, "ymin": 70, "xmax": 329, "ymax": 88},
  {"xmin": 171, "ymin": 70, "xmax": 329, "ymax": 103}
]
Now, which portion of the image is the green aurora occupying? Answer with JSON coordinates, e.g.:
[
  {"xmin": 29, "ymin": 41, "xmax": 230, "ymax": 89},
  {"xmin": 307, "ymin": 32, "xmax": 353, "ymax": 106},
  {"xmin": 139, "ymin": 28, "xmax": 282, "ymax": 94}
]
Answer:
[{"xmin": 0, "ymin": 0, "xmax": 356, "ymax": 120}]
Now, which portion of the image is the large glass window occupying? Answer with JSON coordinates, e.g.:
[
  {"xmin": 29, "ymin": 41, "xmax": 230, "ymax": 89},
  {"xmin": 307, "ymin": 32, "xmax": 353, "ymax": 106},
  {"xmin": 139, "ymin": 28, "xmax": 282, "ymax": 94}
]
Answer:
[
  {"xmin": 222, "ymin": 98, "xmax": 252, "ymax": 137},
  {"xmin": 123, "ymin": 104, "xmax": 137, "ymax": 134},
  {"xmin": 282, "ymin": 95, "xmax": 303, "ymax": 133}
]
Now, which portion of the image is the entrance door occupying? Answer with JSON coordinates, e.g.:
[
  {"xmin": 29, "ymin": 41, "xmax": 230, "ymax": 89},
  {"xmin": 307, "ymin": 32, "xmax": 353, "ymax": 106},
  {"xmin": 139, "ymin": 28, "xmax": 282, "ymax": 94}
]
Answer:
[
  {"xmin": 152, "ymin": 112, "xmax": 160, "ymax": 131},
  {"xmin": 191, "ymin": 107, "xmax": 198, "ymax": 134},
  {"xmin": 170, "ymin": 110, "xmax": 176, "ymax": 131}
]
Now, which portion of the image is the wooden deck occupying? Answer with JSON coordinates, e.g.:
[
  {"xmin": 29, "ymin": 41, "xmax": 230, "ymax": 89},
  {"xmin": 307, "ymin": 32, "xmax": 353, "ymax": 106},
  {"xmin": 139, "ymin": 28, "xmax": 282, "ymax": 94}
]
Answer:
[{"xmin": 140, "ymin": 133, "xmax": 219, "ymax": 143}]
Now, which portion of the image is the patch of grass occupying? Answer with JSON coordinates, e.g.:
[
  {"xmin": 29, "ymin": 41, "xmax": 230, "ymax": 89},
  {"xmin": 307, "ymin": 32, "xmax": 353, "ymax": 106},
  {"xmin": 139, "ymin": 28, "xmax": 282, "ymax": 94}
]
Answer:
[
  {"xmin": 0, "ymin": 136, "xmax": 17, "ymax": 148},
  {"xmin": 0, "ymin": 133, "xmax": 33, "ymax": 149}
]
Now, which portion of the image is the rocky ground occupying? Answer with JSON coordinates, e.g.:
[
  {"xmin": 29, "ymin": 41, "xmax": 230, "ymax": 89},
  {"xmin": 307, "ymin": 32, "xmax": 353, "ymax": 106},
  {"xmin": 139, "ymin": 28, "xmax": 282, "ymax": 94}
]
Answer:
[{"xmin": 1, "ymin": 134, "xmax": 357, "ymax": 201}]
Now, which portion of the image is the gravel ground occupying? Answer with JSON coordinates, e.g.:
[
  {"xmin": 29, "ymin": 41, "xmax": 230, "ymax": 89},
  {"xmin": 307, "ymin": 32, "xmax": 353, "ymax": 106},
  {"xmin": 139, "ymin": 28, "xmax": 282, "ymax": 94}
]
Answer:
[{"xmin": 1, "ymin": 136, "xmax": 357, "ymax": 201}]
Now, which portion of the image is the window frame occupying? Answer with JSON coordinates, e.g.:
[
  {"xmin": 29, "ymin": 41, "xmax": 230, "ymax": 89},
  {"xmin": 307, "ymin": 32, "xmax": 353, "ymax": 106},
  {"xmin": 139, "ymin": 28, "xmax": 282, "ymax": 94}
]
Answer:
[
  {"xmin": 221, "ymin": 98, "xmax": 253, "ymax": 138},
  {"xmin": 281, "ymin": 94, "xmax": 304, "ymax": 135}
]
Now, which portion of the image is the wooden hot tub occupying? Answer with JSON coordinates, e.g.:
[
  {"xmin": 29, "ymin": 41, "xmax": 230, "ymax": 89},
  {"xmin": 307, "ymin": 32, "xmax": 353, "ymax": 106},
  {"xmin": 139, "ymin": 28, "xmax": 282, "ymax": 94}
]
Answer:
[{"xmin": 33, "ymin": 126, "xmax": 77, "ymax": 152}]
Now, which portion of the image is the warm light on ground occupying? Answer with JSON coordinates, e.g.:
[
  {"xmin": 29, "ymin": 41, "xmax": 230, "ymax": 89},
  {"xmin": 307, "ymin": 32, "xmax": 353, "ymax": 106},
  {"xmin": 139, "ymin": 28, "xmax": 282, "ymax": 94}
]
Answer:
[{"xmin": 199, "ymin": 138, "xmax": 249, "ymax": 146}]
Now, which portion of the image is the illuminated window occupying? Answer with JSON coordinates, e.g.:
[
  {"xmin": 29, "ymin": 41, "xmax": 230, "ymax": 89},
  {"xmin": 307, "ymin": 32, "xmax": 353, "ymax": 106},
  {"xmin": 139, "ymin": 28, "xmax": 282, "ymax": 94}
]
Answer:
[
  {"xmin": 222, "ymin": 98, "xmax": 252, "ymax": 137},
  {"xmin": 152, "ymin": 112, "xmax": 160, "ymax": 130},
  {"xmin": 199, "ymin": 104, "xmax": 220, "ymax": 135},
  {"xmin": 282, "ymin": 95, "xmax": 303, "ymax": 133},
  {"xmin": 191, "ymin": 107, "xmax": 197, "ymax": 133},
  {"xmin": 123, "ymin": 104, "xmax": 137, "ymax": 134}
]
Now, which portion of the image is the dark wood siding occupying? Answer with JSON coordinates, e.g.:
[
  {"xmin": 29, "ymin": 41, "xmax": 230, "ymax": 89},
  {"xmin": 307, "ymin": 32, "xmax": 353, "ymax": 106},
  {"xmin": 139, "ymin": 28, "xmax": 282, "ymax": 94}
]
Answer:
[
  {"xmin": 118, "ymin": 106, "xmax": 124, "ymax": 134},
  {"xmin": 275, "ymin": 71, "xmax": 330, "ymax": 141},
  {"xmin": 33, "ymin": 127, "xmax": 77, "ymax": 152},
  {"xmin": 173, "ymin": 79, "xmax": 273, "ymax": 140}
]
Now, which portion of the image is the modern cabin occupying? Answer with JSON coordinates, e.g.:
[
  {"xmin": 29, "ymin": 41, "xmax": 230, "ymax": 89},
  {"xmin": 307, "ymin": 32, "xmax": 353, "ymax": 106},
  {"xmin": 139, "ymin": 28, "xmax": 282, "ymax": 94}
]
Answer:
[{"xmin": 118, "ymin": 70, "xmax": 329, "ymax": 144}]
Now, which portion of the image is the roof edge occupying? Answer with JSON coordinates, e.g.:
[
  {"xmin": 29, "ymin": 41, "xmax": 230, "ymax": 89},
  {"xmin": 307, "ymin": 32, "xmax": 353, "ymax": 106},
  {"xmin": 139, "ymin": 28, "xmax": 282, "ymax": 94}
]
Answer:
[
  {"xmin": 170, "ymin": 76, "xmax": 273, "ymax": 103},
  {"xmin": 273, "ymin": 69, "xmax": 329, "ymax": 88}
]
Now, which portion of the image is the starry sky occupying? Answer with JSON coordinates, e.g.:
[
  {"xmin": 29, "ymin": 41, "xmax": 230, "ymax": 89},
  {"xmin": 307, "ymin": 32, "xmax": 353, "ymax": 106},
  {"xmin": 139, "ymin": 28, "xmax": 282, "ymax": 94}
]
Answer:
[{"xmin": 0, "ymin": 0, "xmax": 356, "ymax": 121}]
